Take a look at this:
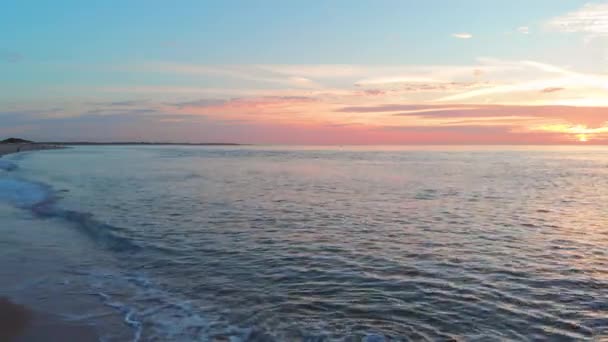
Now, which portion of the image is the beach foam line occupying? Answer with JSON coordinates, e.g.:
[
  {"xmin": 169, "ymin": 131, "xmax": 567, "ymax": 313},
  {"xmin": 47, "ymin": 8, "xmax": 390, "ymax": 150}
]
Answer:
[
  {"xmin": 0, "ymin": 175, "xmax": 140, "ymax": 253},
  {"xmin": 0, "ymin": 153, "xmax": 140, "ymax": 253}
]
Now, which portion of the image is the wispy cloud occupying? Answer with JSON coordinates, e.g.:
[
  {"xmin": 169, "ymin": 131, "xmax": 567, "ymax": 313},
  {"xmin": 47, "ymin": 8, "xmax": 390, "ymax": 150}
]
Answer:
[
  {"xmin": 517, "ymin": 26, "xmax": 530, "ymax": 34},
  {"xmin": 547, "ymin": 3, "xmax": 608, "ymax": 41},
  {"xmin": 108, "ymin": 58, "xmax": 608, "ymax": 108},
  {"xmin": 451, "ymin": 33, "xmax": 472, "ymax": 39},
  {"xmin": 339, "ymin": 102, "xmax": 605, "ymax": 117},
  {"xmin": 355, "ymin": 76, "xmax": 438, "ymax": 86},
  {"xmin": 535, "ymin": 123, "xmax": 608, "ymax": 134},
  {"xmin": 91, "ymin": 58, "xmax": 608, "ymax": 140},
  {"xmin": 541, "ymin": 87, "xmax": 564, "ymax": 93},
  {"xmin": 7, "ymin": 99, "xmax": 608, "ymax": 144},
  {"xmin": 133, "ymin": 63, "xmax": 320, "ymax": 89},
  {"xmin": 435, "ymin": 59, "xmax": 608, "ymax": 105},
  {"xmin": 337, "ymin": 104, "xmax": 475, "ymax": 113}
]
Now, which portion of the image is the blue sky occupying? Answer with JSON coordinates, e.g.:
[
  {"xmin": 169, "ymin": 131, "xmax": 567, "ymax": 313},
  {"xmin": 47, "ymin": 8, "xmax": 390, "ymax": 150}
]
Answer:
[
  {"xmin": 1, "ymin": 0, "xmax": 588, "ymax": 64},
  {"xmin": 1, "ymin": 1, "xmax": 607, "ymax": 143}
]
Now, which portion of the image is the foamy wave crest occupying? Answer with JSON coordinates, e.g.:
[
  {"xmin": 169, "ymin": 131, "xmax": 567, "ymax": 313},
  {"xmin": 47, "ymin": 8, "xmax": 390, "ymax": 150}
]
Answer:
[
  {"xmin": 49, "ymin": 209, "xmax": 141, "ymax": 253},
  {"xmin": 0, "ymin": 178, "xmax": 53, "ymax": 207},
  {"xmin": 87, "ymin": 273, "xmax": 247, "ymax": 341},
  {"xmin": 0, "ymin": 177, "xmax": 139, "ymax": 253}
]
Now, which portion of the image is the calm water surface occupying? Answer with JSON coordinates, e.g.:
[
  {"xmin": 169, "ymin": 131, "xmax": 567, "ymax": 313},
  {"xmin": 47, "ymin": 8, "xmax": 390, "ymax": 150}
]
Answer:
[{"xmin": 1, "ymin": 145, "xmax": 608, "ymax": 341}]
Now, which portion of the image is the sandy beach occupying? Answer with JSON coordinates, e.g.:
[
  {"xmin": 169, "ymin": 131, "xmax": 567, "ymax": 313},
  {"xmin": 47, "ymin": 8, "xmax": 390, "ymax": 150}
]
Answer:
[
  {"xmin": 0, "ymin": 298, "xmax": 99, "ymax": 342},
  {"xmin": 0, "ymin": 144, "xmax": 63, "ymax": 157}
]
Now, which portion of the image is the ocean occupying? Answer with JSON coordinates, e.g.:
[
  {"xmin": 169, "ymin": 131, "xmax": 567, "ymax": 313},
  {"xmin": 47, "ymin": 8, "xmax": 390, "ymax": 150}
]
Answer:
[{"xmin": 1, "ymin": 145, "xmax": 608, "ymax": 341}]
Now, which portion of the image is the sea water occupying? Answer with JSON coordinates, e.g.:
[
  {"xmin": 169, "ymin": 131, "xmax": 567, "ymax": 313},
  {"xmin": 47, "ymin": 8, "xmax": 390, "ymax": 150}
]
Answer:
[{"xmin": 1, "ymin": 145, "xmax": 608, "ymax": 341}]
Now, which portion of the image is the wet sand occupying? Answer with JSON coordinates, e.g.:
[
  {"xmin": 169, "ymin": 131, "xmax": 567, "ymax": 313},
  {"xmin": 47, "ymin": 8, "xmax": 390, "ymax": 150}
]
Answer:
[
  {"xmin": 0, "ymin": 144, "xmax": 63, "ymax": 157},
  {"xmin": 0, "ymin": 298, "xmax": 98, "ymax": 342}
]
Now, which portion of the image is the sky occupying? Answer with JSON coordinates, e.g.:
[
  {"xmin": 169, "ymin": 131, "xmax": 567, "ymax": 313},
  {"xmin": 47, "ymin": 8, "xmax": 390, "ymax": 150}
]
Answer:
[{"xmin": 1, "ymin": 0, "xmax": 608, "ymax": 144}]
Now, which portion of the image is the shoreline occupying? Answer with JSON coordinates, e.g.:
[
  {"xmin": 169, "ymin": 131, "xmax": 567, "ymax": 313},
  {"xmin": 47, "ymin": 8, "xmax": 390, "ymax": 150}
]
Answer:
[
  {"xmin": 1, "ymin": 145, "xmax": 100, "ymax": 341},
  {"xmin": 0, "ymin": 297, "xmax": 99, "ymax": 342},
  {"xmin": 0, "ymin": 144, "xmax": 64, "ymax": 158},
  {"xmin": 0, "ymin": 298, "xmax": 99, "ymax": 342}
]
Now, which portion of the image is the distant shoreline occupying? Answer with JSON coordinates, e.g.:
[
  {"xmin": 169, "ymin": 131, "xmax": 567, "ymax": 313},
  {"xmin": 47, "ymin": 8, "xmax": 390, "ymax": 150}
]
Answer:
[
  {"xmin": 0, "ymin": 142, "xmax": 242, "ymax": 157},
  {"xmin": 41, "ymin": 142, "xmax": 244, "ymax": 146},
  {"xmin": 0, "ymin": 143, "xmax": 65, "ymax": 157}
]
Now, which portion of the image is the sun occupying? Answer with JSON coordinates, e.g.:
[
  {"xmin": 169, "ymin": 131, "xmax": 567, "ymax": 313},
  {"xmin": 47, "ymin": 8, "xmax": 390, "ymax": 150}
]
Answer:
[{"xmin": 577, "ymin": 134, "xmax": 588, "ymax": 142}]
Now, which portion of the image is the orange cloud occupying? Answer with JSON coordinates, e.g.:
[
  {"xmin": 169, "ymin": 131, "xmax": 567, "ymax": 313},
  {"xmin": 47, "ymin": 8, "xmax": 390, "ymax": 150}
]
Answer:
[{"xmin": 20, "ymin": 58, "xmax": 608, "ymax": 144}]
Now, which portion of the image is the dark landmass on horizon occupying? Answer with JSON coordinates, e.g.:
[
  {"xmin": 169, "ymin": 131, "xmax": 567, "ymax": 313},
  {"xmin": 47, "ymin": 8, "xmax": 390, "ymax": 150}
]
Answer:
[
  {"xmin": 0, "ymin": 138, "xmax": 34, "ymax": 144},
  {"xmin": 1, "ymin": 138, "xmax": 243, "ymax": 146},
  {"xmin": 41, "ymin": 142, "xmax": 244, "ymax": 146},
  {"xmin": 0, "ymin": 141, "xmax": 64, "ymax": 157}
]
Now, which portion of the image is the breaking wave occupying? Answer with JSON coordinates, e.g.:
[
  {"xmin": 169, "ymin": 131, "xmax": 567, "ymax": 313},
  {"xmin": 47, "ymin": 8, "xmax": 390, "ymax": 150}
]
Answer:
[{"xmin": 0, "ymin": 176, "xmax": 139, "ymax": 253}]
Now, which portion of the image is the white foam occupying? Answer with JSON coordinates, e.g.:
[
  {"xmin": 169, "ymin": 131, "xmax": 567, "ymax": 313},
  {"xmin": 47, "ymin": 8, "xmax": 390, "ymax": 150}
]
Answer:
[
  {"xmin": 87, "ymin": 272, "xmax": 221, "ymax": 341},
  {"xmin": 364, "ymin": 333, "xmax": 387, "ymax": 342},
  {"xmin": 0, "ymin": 178, "xmax": 52, "ymax": 207}
]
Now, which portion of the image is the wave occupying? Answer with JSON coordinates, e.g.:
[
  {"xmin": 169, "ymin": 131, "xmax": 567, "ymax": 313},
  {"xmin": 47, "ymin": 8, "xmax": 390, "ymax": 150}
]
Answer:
[
  {"xmin": 40, "ymin": 208, "xmax": 141, "ymax": 253},
  {"xmin": 87, "ymin": 273, "xmax": 214, "ymax": 341},
  {"xmin": 0, "ymin": 178, "xmax": 52, "ymax": 207},
  {"xmin": 87, "ymin": 272, "xmax": 345, "ymax": 342},
  {"xmin": 0, "ymin": 176, "xmax": 139, "ymax": 253},
  {"xmin": 0, "ymin": 159, "xmax": 18, "ymax": 171}
]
